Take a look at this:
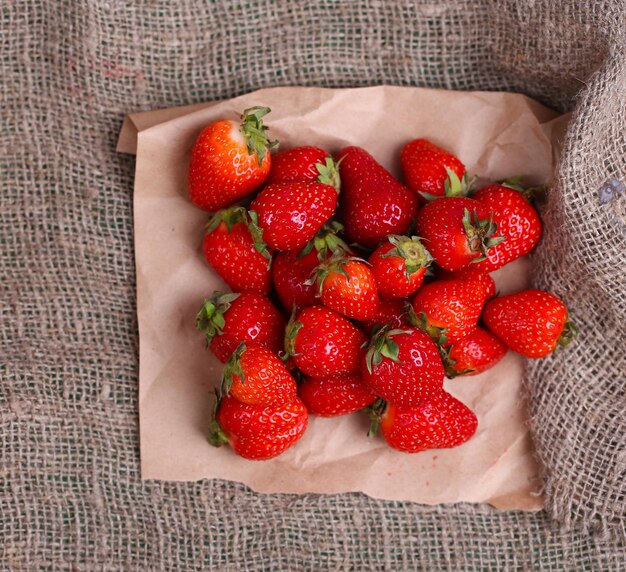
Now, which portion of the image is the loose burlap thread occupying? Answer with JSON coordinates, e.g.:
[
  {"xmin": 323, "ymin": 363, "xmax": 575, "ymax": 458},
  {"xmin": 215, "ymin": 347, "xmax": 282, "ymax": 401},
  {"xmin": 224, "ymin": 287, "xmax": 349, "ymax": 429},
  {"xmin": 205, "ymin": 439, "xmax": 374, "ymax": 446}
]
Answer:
[{"xmin": 1, "ymin": 1, "xmax": 625, "ymax": 569}]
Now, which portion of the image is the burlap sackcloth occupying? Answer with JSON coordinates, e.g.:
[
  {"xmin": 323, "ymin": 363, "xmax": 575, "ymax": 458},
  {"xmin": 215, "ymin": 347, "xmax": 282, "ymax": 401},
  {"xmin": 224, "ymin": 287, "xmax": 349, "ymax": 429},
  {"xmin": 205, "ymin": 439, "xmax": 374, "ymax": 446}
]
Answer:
[{"xmin": 1, "ymin": 1, "xmax": 625, "ymax": 570}]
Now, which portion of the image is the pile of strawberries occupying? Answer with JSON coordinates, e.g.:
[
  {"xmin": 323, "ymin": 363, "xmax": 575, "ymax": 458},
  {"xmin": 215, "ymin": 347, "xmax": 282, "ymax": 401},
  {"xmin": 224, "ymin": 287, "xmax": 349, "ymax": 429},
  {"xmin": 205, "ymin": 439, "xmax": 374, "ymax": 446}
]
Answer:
[{"xmin": 188, "ymin": 107, "xmax": 577, "ymax": 460}]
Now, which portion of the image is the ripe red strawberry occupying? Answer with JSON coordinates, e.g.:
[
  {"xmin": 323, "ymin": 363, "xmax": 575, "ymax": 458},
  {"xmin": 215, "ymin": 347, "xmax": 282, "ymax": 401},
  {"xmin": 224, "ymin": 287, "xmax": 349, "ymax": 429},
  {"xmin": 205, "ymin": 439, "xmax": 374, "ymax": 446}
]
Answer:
[
  {"xmin": 359, "ymin": 297, "xmax": 410, "ymax": 334},
  {"xmin": 196, "ymin": 291, "xmax": 286, "ymax": 363},
  {"xmin": 400, "ymin": 139, "xmax": 467, "ymax": 200},
  {"xmin": 210, "ymin": 394, "xmax": 308, "ymax": 460},
  {"xmin": 312, "ymin": 255, "xmax": 379, "ymax": 321},
  {"xmin": 443, "ymin": 327, "xmax": 508, "ymax": 377},
  {"xmin": 336, "ymin": 146, "xmax": 418, "ymax": 248},
  {"xmin": 266, "ymin": 146, "xmax": 341, "ymax": 188},
  {"xmin": 251, "ymin": 179, "xmax": 339, "ymax": 252},
  {"xmin": 221, "ymin": 343, "xmax": 297, "ymax": 406},
  {"xmin": 202, "ymin": 207, "xmax": 272, "ymax": 294},
  {"xmin": 415, "ymin": 197, "xmax": 505, "ymax": 271},
  {"xmin": 285, "ymin": 305, "xmax": 367, "ymax": 377},
  {"xmin": 369, "ymin": 236, "xmax": 433, "ymax": 298},
  {"xmin": 362, "ymin": 326, "xmax": 444, "ymax": 407},
  {"xmin": 298, "ymin": 374, "xmax": 377, "ymax": 417},
  {"xmin": 377, "ymin": 391, "xmax": 478, "ymax": 453},
  {"xmin": 272, "ymin": 223, "xmax": 351, "ymax": 312},
  {"xmin": 436, "ymin": 266, "xmax": 496, "ymax": 300},
  {"xmin": 410, "ymin": 279, "xmax": 485, "ymax": 344},
  {"xmin": 188, "ymin": 107, "xmax": 277, "ymax": 211},
  {"xmin": 471, "ymin": 183, "xmax": 543, "ymax": 272},
  {"xmin": 483, "ymin": 289, "xmax": 577, "ymax": 358}
]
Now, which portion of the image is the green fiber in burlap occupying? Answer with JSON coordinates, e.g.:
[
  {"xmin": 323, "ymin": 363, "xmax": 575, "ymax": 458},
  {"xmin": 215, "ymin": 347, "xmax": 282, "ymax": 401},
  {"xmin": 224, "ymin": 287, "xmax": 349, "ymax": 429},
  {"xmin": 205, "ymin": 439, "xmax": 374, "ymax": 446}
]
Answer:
[{"xmin": 1, "ymin": 1, "xmax": 625, "ymax": 569}]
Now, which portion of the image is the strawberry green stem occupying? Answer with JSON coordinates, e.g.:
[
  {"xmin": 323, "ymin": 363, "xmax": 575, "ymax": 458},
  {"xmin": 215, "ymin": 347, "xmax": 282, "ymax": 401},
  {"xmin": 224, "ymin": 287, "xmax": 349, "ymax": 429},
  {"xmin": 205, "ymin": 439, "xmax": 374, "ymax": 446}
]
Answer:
[
  {"xmin": 382, "ymin": 235, "xmax": 433, "ymax": 279},
  {"xmin": 367, "ymin": 398, "xmax": 387, "ymax": 437},
  {"xmin": 462, "ymin": 208, "xmax": 506, "ymax": 262},
  {"xmin": 208, "ymin": 390, "xmax": 229, "ymax": 447},
  {"xmin": 315, "ymin": 156, "xmax": 342, "ymax": 192},
  {"xmin": 240, "ymin": 106, "xmax": 278, "ymax": 165},
  {"xmin": 557, "ymin": 319, "xmax": 578, "ymax": 347},
  {"xmin": 221, "ymin": 342, "xmax": 247, "ymax": 395},
  {"xmin": 196, "ymin": 292, "xmax": 241, "ymax": 344}
]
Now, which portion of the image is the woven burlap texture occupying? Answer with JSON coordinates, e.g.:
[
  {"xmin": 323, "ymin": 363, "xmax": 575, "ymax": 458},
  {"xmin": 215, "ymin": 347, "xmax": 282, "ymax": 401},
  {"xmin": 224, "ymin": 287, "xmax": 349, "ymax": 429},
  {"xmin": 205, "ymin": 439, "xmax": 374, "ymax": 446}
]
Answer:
[{"xmin": 1, "ymin": 1, "xmax": 624, "ymax": 570}]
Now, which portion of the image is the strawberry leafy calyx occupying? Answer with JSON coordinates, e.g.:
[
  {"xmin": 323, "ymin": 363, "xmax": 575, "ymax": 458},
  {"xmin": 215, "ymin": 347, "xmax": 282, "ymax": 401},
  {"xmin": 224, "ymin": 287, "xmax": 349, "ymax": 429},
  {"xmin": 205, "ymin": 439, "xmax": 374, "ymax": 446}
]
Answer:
[
  {"xmin": 557, "ymin": 319, "xmax": 578, "ymax": 348},
  {"xmin": 206, "ymin": 207, "xmax": 272, "ymax": 267},
  {"xmin": 462, "ymin": 208, "xmax": 506, "ymax": 263},
  {"xmin": 406, "ymin": 303, "xmax": 449, "ymax": 346},
  {"xmin": 298, "ymin": 221, "xmax": 351, "ymax": 261},
  {"xmin": 284, "ymin": 308, "xmax": 304, "ymax": 359},
  {"xmin": 419, "ymin": 167, "xmax": 475, "ymax": 201},
  {"xmin": 221, "ymin": 342, "xmax": 247, "ymax": 396},
  {"xmin": 307, "ymin": 254, "xmax": 368, "ymax": 295},
  {"xmin": 500, "ymin": 177, "xmax": 548, "ymax": 204},
  {"xmin": 208, "ymin": 389, "xmax": 229, "ymax": 447},
  {"xmin": 315, "ymin": 156, "xmax": 342, "ymax": 192},
  {"xmin": 438, "ymin": 345, "xmax": 475, "ymax": 379},
  {"xmin": 240, "ymin": 106, "xmax": 279, "ymax": 165},
  {"xmin": 366, "ymin": 397, "xmax": 387, "ymax": 437},
  {"xmin": 195, "ymin": 292, "xmax": 241, "ymax": 344},
  {"xmin": 381, "ymin": 235, "xmax": 433, "ymax": 279},
  {"xmin": 364, "ymin": 324, "xmax": 412, "ymax": 374}
]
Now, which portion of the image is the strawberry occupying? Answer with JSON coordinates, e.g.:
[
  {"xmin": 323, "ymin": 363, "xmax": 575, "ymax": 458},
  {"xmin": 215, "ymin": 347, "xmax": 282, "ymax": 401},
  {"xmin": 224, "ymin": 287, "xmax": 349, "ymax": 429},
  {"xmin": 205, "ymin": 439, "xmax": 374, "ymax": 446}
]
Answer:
[
  {"xmin": 221, "ymin": 343, "xmax": 297, "ymax": 406},
  {"xmin": 443, "ymin": 327, "xmax": 508, "ymax": 377},
  {"xmin": 362, "ymin": 326, "xmax": 444, "ymax": 407},
  {"xmin": 202, "ymin": 207, "xmax": 272, "ymax": 294},
  {"xmin": 210, "ymin": 394, "xmax": 308, "ymax": 460},
  {"xmin": 375, "ymin": 391, "xmax": 478, "ymax": 453},
  {"xmin": 400, "ymin": 139, "xmax": 467, "ymax": 200},
  {"xmin": 285, "ymin": 305, "xmax": 367, "ymax": 377},
  {"xmin": 298, "ymin": 374, "xmax": 376, "ymax": 417},
  {"xmin": 312, "ymin": 255, "xmax": 379, "ymax": 321},
  {"xmin": 188, "ymin": 107, "xmax": 277, "ymax": 211},
  {"xmin": 471, "ymin": 183, "xmax": 542, "ymax": 272},
  {"xmin": 196, "ymin": 291, "xmax": 286, "ymax": 363},
  {"xmin": 359, "ymin": 297, "xmax": 410, "ymax": 334},
  {"xmin": 251, "ymin": 177, "xmax": 339, "ymax": 252},
  {"xmin": 266, "ymin": 146, "xmax": 341, "ymax": 188},
  {"xmin": 415, "ymin": 197, "xmax": 505, "ymax": 271},
  {"xmin": 369, "ymin": 236, "xmax": 432, "ymax": 298},
  {"xmin": 483, "ymin": 289, "xmax": 577, "ymax": 358},
  {"xmin": 436, "ymin": 266, "xmax": 496, "ymax": 300},
  {"xmin": 410, "ymin": 279, "xmax": 485, "ymax": 344},
  {"xmin": 214, "ymin": 394, "xmax": 306, "ymax": 439},
  {"xmin": 272, "ymin": 223, "xmax": 351, "ymax": 312},
  {"xmin": 336, "ymin": 146, "xmax": 418, "ymax": 248}
]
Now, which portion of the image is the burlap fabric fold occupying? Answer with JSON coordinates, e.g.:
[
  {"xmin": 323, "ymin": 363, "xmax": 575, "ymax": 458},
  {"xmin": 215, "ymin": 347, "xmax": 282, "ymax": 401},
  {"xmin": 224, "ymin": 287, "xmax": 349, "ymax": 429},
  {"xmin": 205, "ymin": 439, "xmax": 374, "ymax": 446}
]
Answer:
[{"xmin": 1, "ymin": 1, "xmax": 624, "ymax": 569}]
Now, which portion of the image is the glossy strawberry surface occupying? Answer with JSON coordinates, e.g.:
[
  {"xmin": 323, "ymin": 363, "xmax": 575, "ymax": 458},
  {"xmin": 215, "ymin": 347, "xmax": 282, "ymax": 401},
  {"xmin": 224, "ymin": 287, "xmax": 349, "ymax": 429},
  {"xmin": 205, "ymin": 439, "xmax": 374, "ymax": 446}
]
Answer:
[
  {"xmin": 483, "ymin": 289, "xmax": 574, "ymax": 358},
  {"xmin": 317, "ymin": 258, "xmax": 379, "ymax": 321},
  {"xmin": 299, "ymin": 374, "xmax": 377, "ymax": 417},
  {"xmin": 362, "ymin": 327, "xmax": 445, "ymax": 407},
  {"xmin": 412, "ymin": 279, "xmax": 485, "ymax": 344},
  {"xmin": 416, "ymin": 197, "xmax": 501, "ymax": 271},
  {"xmin": 286, "ymin": 305, "xmax": 368, "ymax": 377},
  {"xmin": 472, "ymin": 184, "xmax": 542, "ymax": 272},
  {"xmin": 336, "ymin": 146, "xmax": 418, "ymax": 248},
  {"xmin": 197, "ymin": 291, "xmax": 286, "ymax": 363},
  {"xmin": 446, "ymin": 327, "xmax": 507, "ymax": 377},
  {"xmin": 381, "ymin": 391, "xmax": 478, "ymax": 453},
  {"xmin": 251, "ymin": 181, "xmax": 338, "ymax": 252},
  {"xmin": 266, "ymin": 146, "xmax": 332, "ymax": 185},
  {"xmin": 400, "ymin": 139, "xmax": 466, "ymax": 199},
  {"xmin": 223, "ymin": 343, "xmax": 297, "ymax": 406}
]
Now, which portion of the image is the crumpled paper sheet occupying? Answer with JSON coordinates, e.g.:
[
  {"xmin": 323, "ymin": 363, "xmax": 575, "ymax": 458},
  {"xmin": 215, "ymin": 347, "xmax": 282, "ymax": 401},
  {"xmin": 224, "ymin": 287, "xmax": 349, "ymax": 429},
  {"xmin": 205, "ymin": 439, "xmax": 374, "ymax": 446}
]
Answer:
[{"xmin": 118, "ymin": 86, "xmax": 570, "ymax": 510}]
